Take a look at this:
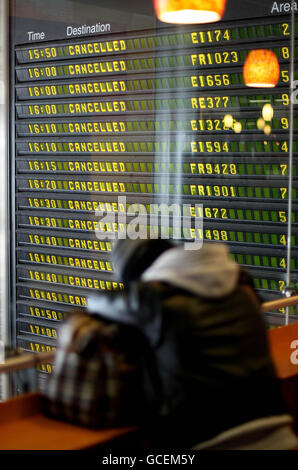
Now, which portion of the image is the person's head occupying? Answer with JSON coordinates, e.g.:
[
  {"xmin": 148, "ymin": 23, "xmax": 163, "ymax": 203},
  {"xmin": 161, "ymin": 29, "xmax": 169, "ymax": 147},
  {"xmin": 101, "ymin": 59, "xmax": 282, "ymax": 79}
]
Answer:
[{"xmin": 112, "ymin": 237, "xmax": 173, "ymax": 285}]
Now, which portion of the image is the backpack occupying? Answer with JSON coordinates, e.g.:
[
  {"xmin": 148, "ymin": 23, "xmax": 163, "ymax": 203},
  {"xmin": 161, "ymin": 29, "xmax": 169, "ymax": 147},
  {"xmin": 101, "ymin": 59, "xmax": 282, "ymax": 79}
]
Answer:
[{"xmin": 42, "ymin": 309, "xmax": 151, "ymax": 429}]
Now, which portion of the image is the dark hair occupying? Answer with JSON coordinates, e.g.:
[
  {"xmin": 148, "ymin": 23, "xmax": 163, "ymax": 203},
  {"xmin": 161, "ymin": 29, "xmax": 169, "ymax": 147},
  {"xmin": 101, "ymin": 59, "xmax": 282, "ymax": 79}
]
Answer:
[{"xmin": 112, "ymin": 238, "xmax": 173, "ymax": 285}]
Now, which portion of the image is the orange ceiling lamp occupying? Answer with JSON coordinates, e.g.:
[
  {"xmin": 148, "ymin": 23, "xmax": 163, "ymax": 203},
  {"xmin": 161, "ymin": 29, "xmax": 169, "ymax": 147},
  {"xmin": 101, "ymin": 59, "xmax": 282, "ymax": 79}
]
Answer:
[
  {"xmin": 153, "ymin": 0, "xmax": 227, "ymax": 24},
  {"xmin": 243, "ymin": 49, "xmax": 280, "ymax": 88}
]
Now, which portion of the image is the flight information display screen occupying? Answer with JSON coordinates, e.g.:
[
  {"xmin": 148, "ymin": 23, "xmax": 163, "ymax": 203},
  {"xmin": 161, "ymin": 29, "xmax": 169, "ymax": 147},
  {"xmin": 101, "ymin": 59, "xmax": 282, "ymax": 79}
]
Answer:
[{"xmin": 11, "ymin": 3, "xmax": 298, "ymax": 368}]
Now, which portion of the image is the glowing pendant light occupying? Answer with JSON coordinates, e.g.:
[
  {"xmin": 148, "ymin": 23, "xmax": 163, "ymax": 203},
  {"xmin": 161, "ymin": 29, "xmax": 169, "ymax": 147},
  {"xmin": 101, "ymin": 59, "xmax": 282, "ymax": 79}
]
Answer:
[
  {"xmin": 243, "ymin": 49, "xmax": 280, "ymax": 88},
  {"xmin": 262, "ymin": 103, "xmax": 274, "ymax": 121},
  {"xmin": 153, "ymin": 0, "xmax": 227, "ymax": 24}
]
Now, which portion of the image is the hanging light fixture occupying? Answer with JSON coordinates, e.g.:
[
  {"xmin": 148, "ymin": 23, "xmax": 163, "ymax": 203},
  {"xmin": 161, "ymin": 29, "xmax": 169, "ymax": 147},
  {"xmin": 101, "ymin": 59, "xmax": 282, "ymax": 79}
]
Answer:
[
  {"xmin": 243, "ymin": 49, "xmax": 280, "ymax": 88},
  {"xmin": 233, "ymin": 122, "xmax": 242, "ymax": 134},
  {"xmin": 262, "ymin": 103, "xmax": 274, "ymax": 121},
  {"xmin": 257, "ymin": 117, "xmax": 265, "ymax": 130},
  {"xmin": 264, "ymin": 124, "xmax": 272, "ymax": 136},
  {"xmin": 153, "ymin": 0, "xmax": 227, "ymax": 24},
  {"xmin": 223, "ymin": 114, "xmax": 233, "ymax": 128}
]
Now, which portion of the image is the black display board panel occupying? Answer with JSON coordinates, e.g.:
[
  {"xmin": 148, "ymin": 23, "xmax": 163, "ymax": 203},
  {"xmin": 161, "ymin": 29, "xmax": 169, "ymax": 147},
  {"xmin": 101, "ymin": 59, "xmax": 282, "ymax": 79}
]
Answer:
[{"xmin": 10, "ymin": 1, "xmax": 298, "ymax": 379}]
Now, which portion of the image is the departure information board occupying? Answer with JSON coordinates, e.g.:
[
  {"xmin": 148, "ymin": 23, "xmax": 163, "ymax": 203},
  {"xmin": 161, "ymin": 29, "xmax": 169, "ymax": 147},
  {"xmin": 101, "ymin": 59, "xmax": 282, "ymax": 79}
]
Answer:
[{"xmin": 11, "ymin": 3, "xmax": 298, "ymax": 375}]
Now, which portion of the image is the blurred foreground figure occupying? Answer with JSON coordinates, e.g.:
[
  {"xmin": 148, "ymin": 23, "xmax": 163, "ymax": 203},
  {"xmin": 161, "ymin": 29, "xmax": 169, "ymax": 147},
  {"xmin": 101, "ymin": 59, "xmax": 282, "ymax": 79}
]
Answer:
[{"xmin": 88, "ymin": 240, "xmax": 298, "ymax": 449}]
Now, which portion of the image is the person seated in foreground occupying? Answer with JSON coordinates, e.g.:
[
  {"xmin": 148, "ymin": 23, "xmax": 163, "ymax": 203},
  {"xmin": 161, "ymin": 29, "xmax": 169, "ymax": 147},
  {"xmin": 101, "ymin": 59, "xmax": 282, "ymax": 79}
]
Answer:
[{"xmin": 87, "ymin": 239, "xmax": 298, "ymax": 449}]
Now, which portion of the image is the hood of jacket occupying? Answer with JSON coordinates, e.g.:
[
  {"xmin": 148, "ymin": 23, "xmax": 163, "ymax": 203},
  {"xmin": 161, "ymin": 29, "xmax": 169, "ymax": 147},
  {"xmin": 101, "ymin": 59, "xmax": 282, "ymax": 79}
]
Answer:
[{"xmin": 141, "ymin": 242, "xmax": 240, "ymax": 298}]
